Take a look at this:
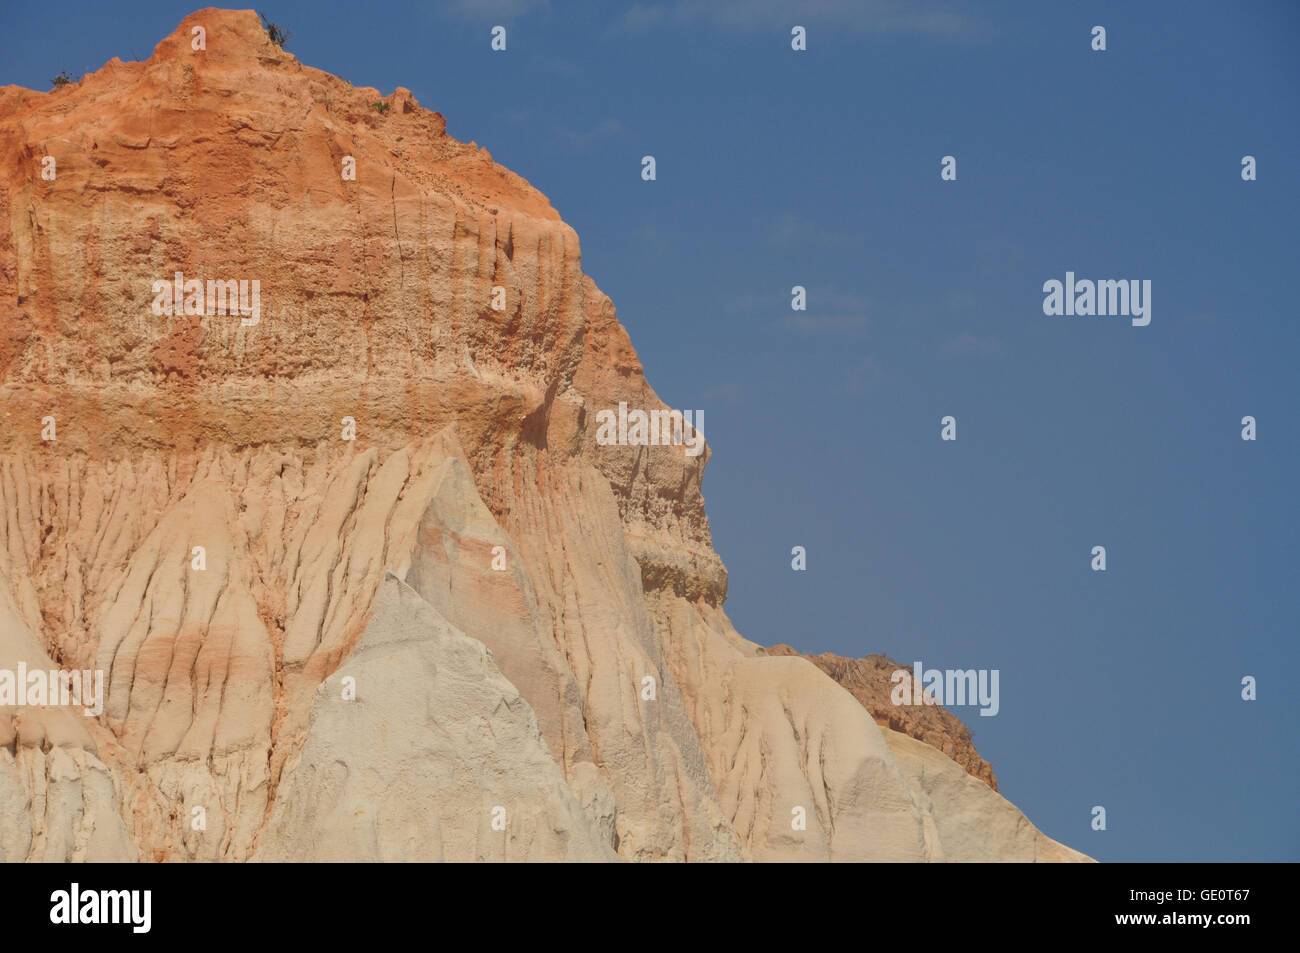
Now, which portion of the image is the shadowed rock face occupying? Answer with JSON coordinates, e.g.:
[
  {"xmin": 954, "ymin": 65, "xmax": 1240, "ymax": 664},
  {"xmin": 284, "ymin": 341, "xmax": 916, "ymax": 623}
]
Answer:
[{"xmin": 0, "ymin": 8, "xmax": 1089, "ymax": 862}]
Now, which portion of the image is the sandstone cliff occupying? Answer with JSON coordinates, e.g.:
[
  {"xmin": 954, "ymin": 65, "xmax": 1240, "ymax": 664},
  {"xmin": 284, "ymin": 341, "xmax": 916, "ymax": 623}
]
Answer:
[
  {"xmin": 763, "ymin": 646, "xmax": 998, "ymax": 791},
  {"xmin": 0, "ymin": 8, "xmax": 1089, "ymax": 862}
]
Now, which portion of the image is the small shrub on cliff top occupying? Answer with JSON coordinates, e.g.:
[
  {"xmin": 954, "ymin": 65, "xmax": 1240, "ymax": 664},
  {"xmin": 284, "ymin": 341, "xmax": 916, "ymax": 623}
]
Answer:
[
  {"xmin": 373, "ymin": 101, "xmax": 391, "ymax": 115},
  {"xmin": 258, "ymin": 11, "xmax": 293, "ymax": 49},
  {"xmin": 51, "ymin": 70, "xmax": 75, "ymax": 88}
]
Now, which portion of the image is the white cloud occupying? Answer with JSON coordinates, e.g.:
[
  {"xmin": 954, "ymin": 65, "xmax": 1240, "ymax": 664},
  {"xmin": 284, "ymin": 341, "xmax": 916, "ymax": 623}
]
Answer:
[{"xmin": 610, "ymin": 4, "xmax": 668, "ymax": 34}]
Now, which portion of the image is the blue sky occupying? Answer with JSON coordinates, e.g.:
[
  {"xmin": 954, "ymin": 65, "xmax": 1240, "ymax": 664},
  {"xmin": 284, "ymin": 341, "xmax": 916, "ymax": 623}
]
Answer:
[{"xmin": 3, "ymin": 1, "xmax": 1297, "ymax": 862}]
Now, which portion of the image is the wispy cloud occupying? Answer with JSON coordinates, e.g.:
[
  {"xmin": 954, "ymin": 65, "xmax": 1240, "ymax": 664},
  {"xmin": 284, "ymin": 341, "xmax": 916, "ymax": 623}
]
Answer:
[
  {"xmin": 780, "ymin": 312, "xmax": 868, "ymax": 334},
  {"xmin": 615, "ymin": 1, "xmax": 977, "ymax": 36},
  {"xmin": 442, "ymin": 0, "xmax": 550, "ymax": 18},
  {"xmin": 942, "ymin": 332, "xmax": 1003, "ymax": 358},
  {"xmin": 558, "ymin": 117, "xmax": 623, "ymax": 148},
  {"xmin": 726, "ymin": 288, "xmax": 870, "ymax": 335},
  {"xmin": 844, "ymin": 353, "xmax": 886, "ymax": 393},
  {"xmin": 704, "ymin": 381, "xmax": 746, "ymax": 406},
  {"xmin": 608, "ymin": 4, "xmax": 668, "ymax": 35},
  {"xmin": 782, "ymin": 289, "xmax": 869, "ymax": 335},
  {"xmin": 762, "ymin": 213, "xmax": 847, "ymax": 248},
  {"xmin": 540, "ymin": 57, "xmax": 579, "ymax": 75}
]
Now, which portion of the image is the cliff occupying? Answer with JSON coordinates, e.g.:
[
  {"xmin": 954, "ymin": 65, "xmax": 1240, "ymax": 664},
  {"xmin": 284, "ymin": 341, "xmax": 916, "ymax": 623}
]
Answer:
[
  {"xmin": 0, "ymin": 8, "xmax": 1088, "ymax": 862},
  {"xmin": 763, "ymin": 646, "xmax": 998, "ymax": 791}
]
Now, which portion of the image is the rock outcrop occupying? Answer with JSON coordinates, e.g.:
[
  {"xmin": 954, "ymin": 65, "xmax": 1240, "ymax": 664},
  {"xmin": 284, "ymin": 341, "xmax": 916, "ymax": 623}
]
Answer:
[
  {"xmin": 0, "ymin": 8, "xmax": 1089, "ymax": 862},
  {"xmin": 763, "ymin": 645, "xmax": 998, "ymax": 790}
]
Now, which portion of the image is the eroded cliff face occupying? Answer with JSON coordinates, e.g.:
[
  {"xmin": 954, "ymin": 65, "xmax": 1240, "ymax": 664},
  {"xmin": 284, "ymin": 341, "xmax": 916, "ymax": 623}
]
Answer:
[
  {"xmin": 0, "ymin": 8, "xmax": 1088, "ymax": 862},
  {"xmin": 763, "ymin": 646, "xmax": 998, "ymax": 791}
]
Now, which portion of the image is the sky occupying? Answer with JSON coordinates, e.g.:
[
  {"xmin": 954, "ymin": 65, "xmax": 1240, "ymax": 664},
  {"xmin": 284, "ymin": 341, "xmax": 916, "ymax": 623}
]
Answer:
[{"xmin": 2, "ymin": 0, "xmax": 1297, "ymax": 862}]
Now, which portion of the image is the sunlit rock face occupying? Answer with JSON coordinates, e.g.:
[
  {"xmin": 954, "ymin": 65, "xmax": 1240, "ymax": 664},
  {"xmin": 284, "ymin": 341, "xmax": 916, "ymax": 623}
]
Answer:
[{"xmin": 0, "ymin": 8, "xmax": 1089, "ymax": 863}]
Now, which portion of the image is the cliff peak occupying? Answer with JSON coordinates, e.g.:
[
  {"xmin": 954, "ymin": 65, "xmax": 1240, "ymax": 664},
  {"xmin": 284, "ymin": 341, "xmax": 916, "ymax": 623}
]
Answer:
[{"xmin": 0, "ymin": 9, "xmax": 1087, "ymax": 863}]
